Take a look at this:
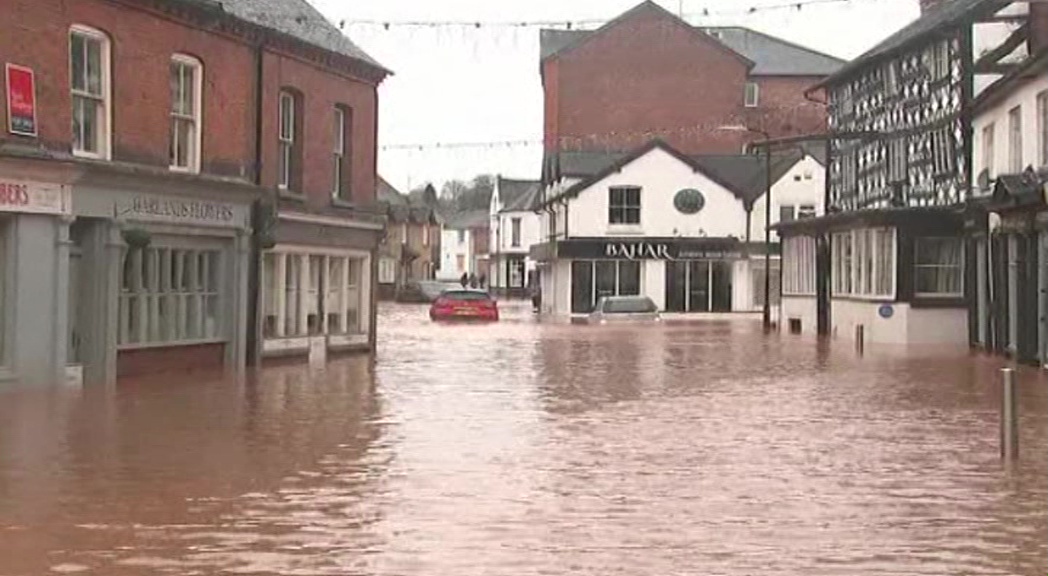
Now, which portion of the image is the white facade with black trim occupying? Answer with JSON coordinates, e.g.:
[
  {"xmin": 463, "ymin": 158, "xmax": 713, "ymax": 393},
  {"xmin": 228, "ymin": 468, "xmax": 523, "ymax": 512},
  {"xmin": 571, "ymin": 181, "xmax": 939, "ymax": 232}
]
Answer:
[{"xmin": 533, "ymin": 140, "xmax": 824, "ymax": 317}]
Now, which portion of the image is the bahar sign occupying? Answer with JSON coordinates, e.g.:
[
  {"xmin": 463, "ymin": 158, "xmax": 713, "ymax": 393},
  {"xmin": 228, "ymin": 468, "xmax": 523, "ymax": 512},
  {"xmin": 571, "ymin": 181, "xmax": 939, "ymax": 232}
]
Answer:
[{"xmin": 557, "ymin": 239, "xmax": 744, "ymax": 261}]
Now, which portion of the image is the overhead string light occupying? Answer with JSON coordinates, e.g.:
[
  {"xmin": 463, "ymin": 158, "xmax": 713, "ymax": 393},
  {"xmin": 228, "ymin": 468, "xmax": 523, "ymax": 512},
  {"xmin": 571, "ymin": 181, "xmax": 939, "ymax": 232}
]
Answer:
[
  {"xmin": 380, "ymin": 103, "xmax": 826, "ymax": 152},
  {"xmin": 336, "ymin": 0, "xmax": 895, "ymax": 30}
]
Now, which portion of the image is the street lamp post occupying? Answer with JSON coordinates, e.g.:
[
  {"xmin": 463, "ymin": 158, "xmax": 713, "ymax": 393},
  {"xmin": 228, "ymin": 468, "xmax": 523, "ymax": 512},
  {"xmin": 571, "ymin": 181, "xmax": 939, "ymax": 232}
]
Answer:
[{"xmin": 717, "ymin": 125, "xmax": 773, "ymax": 331}]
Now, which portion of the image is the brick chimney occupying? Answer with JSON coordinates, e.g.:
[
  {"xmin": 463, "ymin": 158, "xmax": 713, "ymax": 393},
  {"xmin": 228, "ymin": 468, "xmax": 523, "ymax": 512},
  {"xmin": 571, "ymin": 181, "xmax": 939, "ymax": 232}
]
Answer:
[{"xmin": 919, "ymin": 0, "xmax": 947, "ymax": 14}]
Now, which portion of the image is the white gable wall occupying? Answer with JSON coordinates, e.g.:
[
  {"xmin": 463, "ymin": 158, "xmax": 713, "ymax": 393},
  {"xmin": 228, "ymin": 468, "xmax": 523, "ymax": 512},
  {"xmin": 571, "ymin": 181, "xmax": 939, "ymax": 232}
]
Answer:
[
  {"xmin": 973, "ymin": 69, "xmax": 1048, "ymax": 191},
  {"xmin": 748, "ymin": 155, "xmax": 827, "ymax": 242},
  {"xmin": 439, "ymin": 228, "xmax": 474, "ymax": 280},
  {"xmin": 566, "ymin": 147, "xmax": 749, "ymax": 238}
]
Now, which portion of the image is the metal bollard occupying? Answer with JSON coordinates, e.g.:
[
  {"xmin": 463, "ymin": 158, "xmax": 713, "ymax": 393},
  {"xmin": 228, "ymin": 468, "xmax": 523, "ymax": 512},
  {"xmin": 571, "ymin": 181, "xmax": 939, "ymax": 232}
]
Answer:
[
  {"xmin": 855, "ymin": 324, "xmax": 865, "ymax": 355},
  {"xmin": 1000, "ymin": 368, "xmax": 1019, "ymax": 461}
]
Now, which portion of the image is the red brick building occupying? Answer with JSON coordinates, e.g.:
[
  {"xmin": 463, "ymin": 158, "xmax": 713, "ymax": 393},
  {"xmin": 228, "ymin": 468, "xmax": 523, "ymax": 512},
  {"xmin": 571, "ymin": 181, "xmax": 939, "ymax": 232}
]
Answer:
[
  {"xmin": 540, "ymin": 1, "xmax": 844, "ymax": 180},
  {"xmin": 0, "ymin": 0, "xmax": 386, "ymax": 386}
]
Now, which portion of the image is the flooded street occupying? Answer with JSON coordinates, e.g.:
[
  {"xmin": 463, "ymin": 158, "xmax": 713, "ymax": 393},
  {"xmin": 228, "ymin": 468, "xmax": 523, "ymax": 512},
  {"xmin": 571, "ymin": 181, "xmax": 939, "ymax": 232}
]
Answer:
[{"xmin": 1, "ymin": 303, "xmax": 1047, "ymax": 575}]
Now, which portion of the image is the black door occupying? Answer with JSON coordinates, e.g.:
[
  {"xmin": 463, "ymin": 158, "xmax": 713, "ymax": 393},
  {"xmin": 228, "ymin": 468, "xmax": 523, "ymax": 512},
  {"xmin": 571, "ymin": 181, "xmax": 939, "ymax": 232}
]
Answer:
[
  {"xmin": 665, "ymin": 261, "xmax": 687, "ymax": 312},
  {"xmin": 618, "ymin": 261, "xmax": 641, "ymax": 296},
  {"xmin": 595, "ymin": 261, "xmax": 617, "ymax": 306},
  {"xmin": 711, "ymin": 261, "xmax": 733, "ymax": 312},
  {"xmin": 688, "ymin": 260, "xmax": 710, "ymax": 312},
  {"xmin": 1018, "ymin": 234, "xmax": 1039, "ymax": 364},
  {"xmin": 571, "ymin": 261, "xmax": 593, "ymax": 314}
]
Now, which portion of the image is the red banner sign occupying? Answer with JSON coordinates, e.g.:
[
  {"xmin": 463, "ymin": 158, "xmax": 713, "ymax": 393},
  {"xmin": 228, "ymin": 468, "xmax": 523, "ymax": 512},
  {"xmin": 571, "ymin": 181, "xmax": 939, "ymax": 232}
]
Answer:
[{"xmin": 6, "ymin": 64, "xmax": 37, "ymax": 136}]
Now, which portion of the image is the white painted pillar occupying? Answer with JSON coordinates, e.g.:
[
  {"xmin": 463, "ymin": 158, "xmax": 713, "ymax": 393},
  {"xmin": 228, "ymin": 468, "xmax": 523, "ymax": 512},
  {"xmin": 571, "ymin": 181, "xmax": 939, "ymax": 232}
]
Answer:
[
  {"xmin": 321, "ymin": 255, "xmax": 330, "ymax": 335},
  {"xmin": 298, "ymin": 253, "xmax": 309, "ymax": 336},
  {"xmin": 359, "ymin": 255, "xmax": 372, "ymax": 335},
  {"xmin": 274, "ymin": 252, "xmax": 286, "ymax": 337},
  {"xmin": 340, "ymin": 256, "xmax": 350, "ymax": 333}
]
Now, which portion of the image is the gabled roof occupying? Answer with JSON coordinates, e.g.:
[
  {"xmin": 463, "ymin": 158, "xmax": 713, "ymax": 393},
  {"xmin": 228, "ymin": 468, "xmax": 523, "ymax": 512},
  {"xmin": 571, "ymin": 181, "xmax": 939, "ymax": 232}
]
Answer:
[
  {"xmin": 813, "ymin": 0, "xmax": 1004, "ymax": 90},
  {"xmin": 706, "ymin": 27, "xmax": 844, "ymax": 76},
  {"xmin": 989, "ymin": 167, "xmax": 1048, "ymax": 210},
  {"xmin": 540, "ymin": 1, "xmax": 752, "ymax": 70},
  {"xmin": 539, "ymin": 3, "xmax": 844, "ymax": 76},
  {"xmin": 377, "ymin": 177, "xmax": 408, "ymax": 205},
  {"xmin": 444, "ymin": 209, "xmax": 490, "ymax": 230},
  {"xmin": 497, "ymin": 177, "xmax": 543, "ymax": 213},
  {"xmin": 181, "ymin": 0, "xmax": 387, "ymax": 73},
  {"xmin": 543, "ymin": 139, "xmax": 814, "ymax": 208}
]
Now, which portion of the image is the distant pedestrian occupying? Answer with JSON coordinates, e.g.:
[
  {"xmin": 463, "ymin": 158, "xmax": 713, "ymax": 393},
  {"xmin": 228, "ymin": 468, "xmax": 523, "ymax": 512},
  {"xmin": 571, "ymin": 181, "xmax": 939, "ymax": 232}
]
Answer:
[
  {"xmin": 468, "ymin": 273, "xmax": 478, "ymax": 289},
  {"xmin": 478, "ymin": 273, "xmax": 487, "ymax": 289},
  {"xmin": 460, "ymin": 272, "xmax": 468, "ymax": 288}
]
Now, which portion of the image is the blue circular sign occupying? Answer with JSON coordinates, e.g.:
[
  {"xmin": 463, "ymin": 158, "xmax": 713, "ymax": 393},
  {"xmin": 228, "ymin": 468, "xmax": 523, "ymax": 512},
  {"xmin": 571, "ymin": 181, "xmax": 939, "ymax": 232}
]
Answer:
[
  {"xmin": 878, "ymin": 304, "xmax": 894, "ymax": 319},
  {"xmin": 674, "ymin": 189, "xmax": 706, "ymax": 215}
]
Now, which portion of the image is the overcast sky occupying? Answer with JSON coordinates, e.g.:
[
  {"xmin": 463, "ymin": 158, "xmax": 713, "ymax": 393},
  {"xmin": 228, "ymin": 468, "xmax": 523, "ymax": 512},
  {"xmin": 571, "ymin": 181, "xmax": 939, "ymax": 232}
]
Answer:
[{"xmin": 310, "ymin": 0, "xmax": 920, "ymax": 192}]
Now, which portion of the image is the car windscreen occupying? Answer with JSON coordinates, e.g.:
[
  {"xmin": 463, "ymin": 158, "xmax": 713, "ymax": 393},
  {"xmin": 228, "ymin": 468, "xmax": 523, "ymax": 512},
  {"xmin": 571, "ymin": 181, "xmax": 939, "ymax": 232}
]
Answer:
[
  {"xmin": 442, "ymin": 291, "xmax": 491, "ymax": 301},
  {"xmin": 602, "ymin": 297, "xmax": 656, "ymax": 313}
]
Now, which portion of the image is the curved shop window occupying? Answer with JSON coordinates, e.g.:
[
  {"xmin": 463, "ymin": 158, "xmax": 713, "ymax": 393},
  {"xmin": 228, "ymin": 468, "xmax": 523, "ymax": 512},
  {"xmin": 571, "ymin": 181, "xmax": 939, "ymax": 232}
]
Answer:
[{"xmin": 118, "ymin": 247, "xmax": 223, "ymax": 346}]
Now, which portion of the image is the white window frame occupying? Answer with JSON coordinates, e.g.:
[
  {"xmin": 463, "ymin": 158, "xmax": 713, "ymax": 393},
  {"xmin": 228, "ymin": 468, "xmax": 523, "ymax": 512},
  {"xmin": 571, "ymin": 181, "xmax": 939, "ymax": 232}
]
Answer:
[
  {"xmin": 378, "ymin": 257, "xmax": 397, "ymax": 284},
  {"xmin": 832, "ymin": 228, "xmax": 896, "ymax": 300},
  {"xmin": 422, "ymin": 223, "xmax": 430, "ymax": 247},
  {"xmin": 332, "ymin": 107, "xmax": 345, "ymax": 198},
  {"xmin": 888, "ymin": 138, "xmax": 908, "ymax": 183},
  {"xmin": 1008, "ymin": 105, "xmax": 1023, "ymax": 173},
  {"xmin": 70, "ymin": 25, "xmax": 112, "ymax": 160},
  {"xmin": 511, "ymin": 217, "xmax": 522, "ymax": 248},
  {"xmin": 261, "ymin": 249, "xmax": 366, "ymax": 339},
  {"xmin": 170, "ymin": 54, "xmax": 203, "ymax": 173},
  {"xmin": 982, "ymin": 122, "xmax": 995, "ymax": 179},
  {"xmin": 608, "ymin": 186, "xmax": 641, "ymax": 226},
  {"xmin": 914, "ymin": 237, "xmax": 964, "ymax": 299},
  {"xmin": 782, "ymin": 236, "xmax": 816, "ymax": 296},
  {"xmin": 278, "ymin": 91, "xmax": 295, "ymax": 190},
  {"xmin": 744, "ymin": 82, "xmax": 759, "ymax": 108},
  {"xmin": 118, "ymin": 247, "xmax": 224, "ymax": 348},
  {"xmin": 1037, "ymin": 90, "xmax": 1047, "ymax": 168}
]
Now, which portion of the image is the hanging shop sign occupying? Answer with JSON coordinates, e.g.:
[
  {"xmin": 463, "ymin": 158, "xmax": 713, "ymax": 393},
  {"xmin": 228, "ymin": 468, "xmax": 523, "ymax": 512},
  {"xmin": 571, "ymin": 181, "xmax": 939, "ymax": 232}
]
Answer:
[
  {"xmin": 0, "ymin": 179, "xmax": 71, "ymax": 215},
  {"xmin": 5, "ymin": 64, "xmax": 37, "ymax": 136}
]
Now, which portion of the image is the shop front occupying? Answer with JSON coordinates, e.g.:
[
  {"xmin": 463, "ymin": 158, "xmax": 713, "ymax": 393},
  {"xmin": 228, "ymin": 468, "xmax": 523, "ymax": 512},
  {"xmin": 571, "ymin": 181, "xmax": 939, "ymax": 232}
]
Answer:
[
  {"xmin": 0, "ymin": 164, "xmax": 75, "ymax": 386},
  {"xmin": 71, "ymin": 169, "xmax": 257, "ymax": 385},
  {"xmin": 538, "ymin": 237, "xmax": 769, "ymax": 316},
  {"xmin": 260, "ymin": 208, "xmax": 383, "ymax": 363}
]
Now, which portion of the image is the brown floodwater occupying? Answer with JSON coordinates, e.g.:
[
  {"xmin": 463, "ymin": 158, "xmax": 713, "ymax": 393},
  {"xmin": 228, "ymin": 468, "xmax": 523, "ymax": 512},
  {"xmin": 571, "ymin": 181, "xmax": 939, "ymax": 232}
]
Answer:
[{"xmin": 1, "ymin": 302, "xmax": 1046, "ymax": 575}]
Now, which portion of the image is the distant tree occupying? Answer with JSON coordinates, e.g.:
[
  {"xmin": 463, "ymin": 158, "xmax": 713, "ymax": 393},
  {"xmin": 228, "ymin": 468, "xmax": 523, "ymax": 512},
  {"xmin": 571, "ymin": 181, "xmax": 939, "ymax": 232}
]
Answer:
[{"xmin": 439, "ymin": 175, "xmax": 495, "ymax": 213}]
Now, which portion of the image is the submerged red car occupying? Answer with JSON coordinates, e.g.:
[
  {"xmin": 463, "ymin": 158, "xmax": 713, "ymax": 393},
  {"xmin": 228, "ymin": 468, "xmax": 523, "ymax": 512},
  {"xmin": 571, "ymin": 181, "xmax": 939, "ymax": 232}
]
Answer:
[{"xmin": 429, "ymin": 289, "xmax": 500, "ymax": 322}]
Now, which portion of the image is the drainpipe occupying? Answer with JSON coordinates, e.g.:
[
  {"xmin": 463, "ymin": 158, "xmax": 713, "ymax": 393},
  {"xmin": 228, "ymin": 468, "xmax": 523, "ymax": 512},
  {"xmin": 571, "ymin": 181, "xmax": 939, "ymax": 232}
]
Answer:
[{"xmin": 245, "ymin": 38, "xmax": 266, "ymax": 369}]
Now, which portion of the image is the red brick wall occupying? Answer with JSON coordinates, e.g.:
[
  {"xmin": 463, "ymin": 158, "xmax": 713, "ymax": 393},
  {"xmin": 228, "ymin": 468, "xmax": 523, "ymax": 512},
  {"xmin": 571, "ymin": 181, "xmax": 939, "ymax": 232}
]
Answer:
[
  {"xmin": 0, "ymin": 0, "xmax": 256, "ymax": 178},
  {"xmin": 472, "ymin": 227, "xmax": 490, "ymax": 257},
  {"xmin": 542, "ymin": 5, "xmax": 828, "ymax": 156},
  {"xmin": 117, "ymin": 343, "xmax": 225, "ymax": 379},
  {"xmin": 260, "ymin": 51, "xmax": 379, "ymax": 206}
]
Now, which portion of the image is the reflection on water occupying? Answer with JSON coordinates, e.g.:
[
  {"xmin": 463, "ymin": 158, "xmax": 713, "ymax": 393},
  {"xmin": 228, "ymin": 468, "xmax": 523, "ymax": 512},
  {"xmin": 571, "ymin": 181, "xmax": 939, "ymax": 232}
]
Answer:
[{"xmin": 1, "ymin": 302, "xmax": 1046, "ymax": 575}]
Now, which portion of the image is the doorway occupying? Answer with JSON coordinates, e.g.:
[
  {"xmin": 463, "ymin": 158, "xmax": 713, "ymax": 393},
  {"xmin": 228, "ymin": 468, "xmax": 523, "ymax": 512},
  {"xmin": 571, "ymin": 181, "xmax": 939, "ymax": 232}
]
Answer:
[{"xmin": 664, "ymin": 260, "xmax": 732, "ymax": 313}]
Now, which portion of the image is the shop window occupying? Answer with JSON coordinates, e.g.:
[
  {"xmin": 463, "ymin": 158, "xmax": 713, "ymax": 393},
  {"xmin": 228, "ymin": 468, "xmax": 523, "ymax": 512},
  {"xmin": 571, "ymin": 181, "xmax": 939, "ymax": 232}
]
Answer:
[
  {"xmin": 832, "ymin": 228, "xmax": 895, "ymax": 298},
  {"xmin": 263, "ymin": 252, "xmax": 365, "ymax": 338},
  {"xmin": 118, "ymin": 248, "xmax": 222, "ymax": 346},
  {"xmin": 783, "ymin": 236, "xmax": 816, "ymax": 295},
  {"xmin": 751, "ymin": 260, "xmax": 782, "ymax": 308},
  {"xmin": 170, "ymin": 55, "xmax": 202, "ymax": 172},
  {"xmin": 915, "ymin": 237, "xmax": 963, "ymax": 297},
  {"xmin": 608, "ymin": 186, "xmax": 641, "ymax": 225},
  {"xmin": 70, "ymin": 25, "xmax": 111, "ymax": 159}
]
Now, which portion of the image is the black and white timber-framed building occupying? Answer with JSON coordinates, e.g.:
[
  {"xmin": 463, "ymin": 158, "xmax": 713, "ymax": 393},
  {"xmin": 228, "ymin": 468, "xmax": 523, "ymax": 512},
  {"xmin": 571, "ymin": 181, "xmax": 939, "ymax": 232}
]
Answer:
[{"xmin": 775, "ymin": 0, "xmax": 1047, "ymax": 347}]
